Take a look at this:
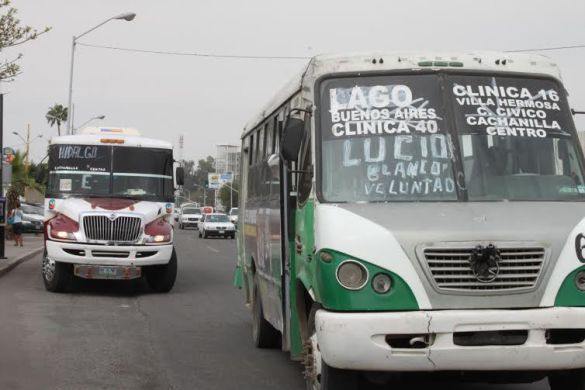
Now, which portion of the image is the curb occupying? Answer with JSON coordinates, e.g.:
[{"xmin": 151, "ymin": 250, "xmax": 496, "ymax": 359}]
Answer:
[{"xmin": 0, "ymin": 247, "xmax": 44, "ymax": 278}]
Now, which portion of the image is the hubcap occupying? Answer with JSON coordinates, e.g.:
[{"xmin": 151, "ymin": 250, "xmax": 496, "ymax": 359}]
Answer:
[{"xmin": 42, "ymin": 256, "xmax": 56, "ymax": 282}]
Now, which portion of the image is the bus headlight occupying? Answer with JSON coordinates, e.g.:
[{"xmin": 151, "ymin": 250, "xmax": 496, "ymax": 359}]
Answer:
[
  {"xmin": 48, "ymin": 214, "xmax": 79, "ymax": 241},
  {"xmin": 372, "ymin": 273, "xmax": 392, "ymax": 294},
  {"xmin": 336, "ymin": 260, "xmax": 368, "ymax": 290},
  {"xmin": 575, "ymin": 271, "xmax": 585, "ymax": 291},
  {"xmin": 144, "ymin": 218, "xmax": 172, "ymax": 245}
]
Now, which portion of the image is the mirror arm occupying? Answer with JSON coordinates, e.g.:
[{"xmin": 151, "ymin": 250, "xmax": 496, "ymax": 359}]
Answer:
[{"xmin": 572, "ymin": 109, "xmax": 585, "ymax": 116}]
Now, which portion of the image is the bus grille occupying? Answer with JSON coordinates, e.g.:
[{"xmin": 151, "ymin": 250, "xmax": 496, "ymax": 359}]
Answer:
[
  {"xmin": 83, "ymin": 215, "xmax": 142, "ymax": 242},
  {"xmin": 423, "ymin": 246, "xmax": 545, "ymax": 292}
]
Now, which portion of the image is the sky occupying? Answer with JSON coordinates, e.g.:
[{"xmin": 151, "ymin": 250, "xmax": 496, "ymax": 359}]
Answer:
[{"xmin": 3, "ymin": 0, "xmax": 585, "ymax": 163}]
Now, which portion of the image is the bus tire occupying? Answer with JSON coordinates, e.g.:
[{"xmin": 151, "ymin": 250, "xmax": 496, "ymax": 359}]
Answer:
[
  {"xmin": 42, "ymin": 251, "xmax": 72, "ymax": 293},
  {"xmin": 549, "ymin": 369, "xmax": 585, "ymax": 390},
  {"xmin": 251, "ymin": 275, "xmax": 280, "ymax": 349},
  {"xmin": 305, "ymin": 304, "xmax": 359, "ymax": 390},
  {"xmin": 145, "ymin": 249, "xmax": 177, "ymax": 293}
]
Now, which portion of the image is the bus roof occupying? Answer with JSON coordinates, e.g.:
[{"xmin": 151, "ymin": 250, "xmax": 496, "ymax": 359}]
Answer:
[
  {"xmin": 50, "ymin": 132, "xmax": 173, "ymax": 149},
  {"xmin": 242, "ymin": 51, "xmax": 563, "ymax": 135}
]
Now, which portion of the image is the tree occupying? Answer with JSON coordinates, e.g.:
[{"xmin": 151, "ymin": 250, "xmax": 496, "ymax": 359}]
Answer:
[
  {"xmin": 46, "ymin": 104, "xmax": 68, "ymax": 136},
  {"xmin": 0, "ymin": 1, "xmax": 50, "ymax": 81},
  {"xmin": 219, "ymin": 181, "xmax": 239, "ymax": 210},
  {"xmin": 190, "ymin": 156, "xmax": 215, "ymax": 205}
]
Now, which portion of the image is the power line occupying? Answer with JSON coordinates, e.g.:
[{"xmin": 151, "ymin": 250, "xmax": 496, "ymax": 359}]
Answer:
[
  {"xmin": 77, "ymin": 41, "xmax": 585, "ymax": 60},
  {"xmin": 506, "ymin": 44, "xmax": 585, "ymax": 53},
  {"xmin": 78, "ymin": 42, "xmax": 310, "ymax": 60}
]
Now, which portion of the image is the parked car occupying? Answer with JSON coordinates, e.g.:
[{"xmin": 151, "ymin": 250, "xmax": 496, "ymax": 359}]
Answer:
[
  {"xmin": 229, "ymin": 207, "xmax": 239, "ymax": 228},
  {"xmin": 198, "ymin": 213, "xmax": 235, "ymax": 239},
  {"xmin": 21, "ymin": 203, "xmax": 44, "ymax": 233},
  {"xmin": 179, "ymin": 206, "xmax": 202, "ymax": 229}
]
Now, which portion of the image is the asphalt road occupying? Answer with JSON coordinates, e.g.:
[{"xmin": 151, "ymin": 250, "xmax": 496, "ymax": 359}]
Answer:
[{"xmin": 0, "ymin": 229, "xmax": 550, "ymax": 390}]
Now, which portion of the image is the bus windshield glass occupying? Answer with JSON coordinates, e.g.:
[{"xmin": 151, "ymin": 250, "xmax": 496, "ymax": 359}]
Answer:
[
  {"xmin": 319, "ymin": 74, "xmax": 585, "ymax": 202},
  {"xmin": 47, "ymin": 145, "xmax": 174, "ymax": 201}
]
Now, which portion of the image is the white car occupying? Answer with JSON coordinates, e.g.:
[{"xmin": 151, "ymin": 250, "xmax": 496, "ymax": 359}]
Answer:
[
  {"xmin": 179, "ymin": 206, "xmax": 202, "ymax": 229},
  {"xmin": 228, "ymin": 208, "xmax": 239, "ymax": 228},
  {"xmin": 198, "ymin": 213, "xmax": 236, "ymax": 239}
]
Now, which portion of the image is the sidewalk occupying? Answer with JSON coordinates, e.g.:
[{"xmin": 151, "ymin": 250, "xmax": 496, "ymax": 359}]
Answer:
[{"xmin": 0, "ymin": 234, "xmax": 44, "ymax": 278}]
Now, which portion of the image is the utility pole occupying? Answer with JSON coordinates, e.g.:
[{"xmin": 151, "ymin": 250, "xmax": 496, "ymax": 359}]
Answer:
[{"xmin": 24, "ymin": 123, "xmax": 30, "ymax": 173}]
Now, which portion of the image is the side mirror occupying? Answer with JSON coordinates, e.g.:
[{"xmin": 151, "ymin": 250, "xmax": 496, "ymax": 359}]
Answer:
[
  {"xmin": 281, "ymin": 118, "xmax": 305, "ymax": 161},
  {"xmin": 35, "ymin": 167, "xmax": 45, "ymax": 184},
  {"xmin": 176, "ymin": 166, "xmax": 185, "ymax": 186}
]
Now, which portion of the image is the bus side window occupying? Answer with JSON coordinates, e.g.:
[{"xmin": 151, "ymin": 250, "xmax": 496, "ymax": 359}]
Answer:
[
  {"xmin": 257, "ymin": 127, "xmax": 264, "ymax": 163},
  {"xmin": 275, "ymin": 113, "xmax": 283, "ymax": 153},
  {"xmin": 297, "ymin": 112, "xmax": 312, "ymax": 205},
  {"xmin": 249, "ymin": 134, "xmax": 254, "ymax": 166},
  {"xmin": 266, "ymin": 120, "xmax": 274, "ymax": 156}
]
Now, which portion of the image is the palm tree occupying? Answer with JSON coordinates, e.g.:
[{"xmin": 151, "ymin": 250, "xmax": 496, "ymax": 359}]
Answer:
[{"xmin": 46, "ymin": 104, "xmax": 68, "ymax": 136}]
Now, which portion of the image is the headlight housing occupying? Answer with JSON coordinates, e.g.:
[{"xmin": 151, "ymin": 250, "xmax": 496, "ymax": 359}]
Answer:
[
  {"xmin": 48, "ymin": 214, "xmax": 79, "ymax": 241},
  {"xmin": 372, "ymin": 273, "xmax": 393, "ymax": 294},
  {"xmin": 575, "ymin": 271, "xmax": 585, "ymax": 291},
  {"xmin": 144, "ymin": 218, "xmax": 172, "ymax": 244},
  {"xmin": 336, "ymin": 260, "xmax": 368, "ymax": 290}
]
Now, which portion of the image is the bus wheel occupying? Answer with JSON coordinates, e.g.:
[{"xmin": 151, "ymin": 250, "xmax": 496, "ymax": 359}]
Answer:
[
  {"xmin": 42, "ymin": 251, "xmax": 71, "ymax": 293},
  {"xmin": 251, "ymin": 275, "xmax": 280, "ymax": 348},
  {"xmin": 304, "ymin": 304, "xmax": 358, "ymax": 390},
  {"xmin": 145, "ymin": 249, "xmax": 177, "ymax": 293},
  {"xmin": 549, "ymin": 369, "xmax": 585, "ymax": 390}
]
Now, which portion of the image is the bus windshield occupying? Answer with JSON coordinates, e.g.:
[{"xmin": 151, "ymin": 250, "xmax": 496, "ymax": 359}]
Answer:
[
  {"xmin": 319, "ymin": 74, "xmax": 585, "ymax": 202},
  {"xmin": 47, "ymin": 145, "xmax": 174, "ymax": 202}
]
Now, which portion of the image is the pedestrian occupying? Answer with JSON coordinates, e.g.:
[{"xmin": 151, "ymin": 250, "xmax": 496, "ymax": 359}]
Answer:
[{"xmin": 9, "ymin": 201, "xmax": 24, "ymax": 247}]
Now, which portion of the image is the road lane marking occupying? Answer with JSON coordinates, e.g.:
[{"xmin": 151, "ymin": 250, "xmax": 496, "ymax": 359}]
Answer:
[{"xmin": 206, "ymin": 246, "xmax": 220, "ymax": 253}]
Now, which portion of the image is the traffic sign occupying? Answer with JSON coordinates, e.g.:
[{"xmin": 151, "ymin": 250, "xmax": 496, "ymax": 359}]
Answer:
[{"xmin": 208, "ymin": 173, "xmax": 221, "ymax": 189}]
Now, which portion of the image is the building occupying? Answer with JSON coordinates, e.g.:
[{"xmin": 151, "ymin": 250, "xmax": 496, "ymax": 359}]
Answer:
[{"xmin": 215, "ymin": 144, "xmax": 241, "ymax": 180}]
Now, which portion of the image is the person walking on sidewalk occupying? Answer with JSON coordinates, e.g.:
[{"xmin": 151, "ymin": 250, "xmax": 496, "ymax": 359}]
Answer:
[{"xmin": 9, "ymin": 202, "xmax": 24, "ymax": 247}]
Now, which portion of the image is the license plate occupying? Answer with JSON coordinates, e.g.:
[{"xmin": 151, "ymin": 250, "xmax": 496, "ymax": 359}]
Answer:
[
  {"xmin": 74, "ymin": 265, "xmax": 142, "ymax": 280},
  {"xmin": 219, "ymin": 230, "xmax": 225, "ymax": 234}
]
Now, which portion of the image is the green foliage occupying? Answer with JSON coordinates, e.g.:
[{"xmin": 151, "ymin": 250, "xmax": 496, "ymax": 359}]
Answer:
[
  {"xmin": 219, "ymin": 181, "xmax": 239, "ymax": 210},
  {"xmin": 46, "ymin": 103, "xmax": 68, "ymax": 136},
  {"xmin": 0, "ymin": 0, "xmax": 50, "ymax": 81},
  {"xmin": 183, "ymin": 156, "xmax": 215, "ymax": 205},
  {"xmin": 6, "ymin": 150, "xmax": 44, "ymax": 211}
]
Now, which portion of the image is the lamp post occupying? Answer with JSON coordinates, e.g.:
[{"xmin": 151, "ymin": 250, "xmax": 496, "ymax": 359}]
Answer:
[
  {"xmin": 66, "ymin": 12, "xmax": 136, "ymax": 135},
  {"xmin": 75, "ymin": 114, "xmax": 105, "ymax": 131}
]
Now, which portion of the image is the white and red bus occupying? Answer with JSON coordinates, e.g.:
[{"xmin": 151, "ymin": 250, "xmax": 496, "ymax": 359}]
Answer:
[{"xmin": 41, "ymin": 127, "xmax": 184, "ymax": 293}]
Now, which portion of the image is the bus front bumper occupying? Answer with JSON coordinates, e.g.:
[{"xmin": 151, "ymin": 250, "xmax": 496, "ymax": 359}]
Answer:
[
  {"xmin": 46, "ymin": 240, "xmax": 173, "ymax": 266},
  {"xmin": 316, "ymin": 307, "xmax": 585, "ymax": 372}
]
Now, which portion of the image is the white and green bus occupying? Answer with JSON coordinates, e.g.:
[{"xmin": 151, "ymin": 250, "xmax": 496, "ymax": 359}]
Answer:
[{"xmin": 235, "ymin": 52, "xmax": 585, "ymax": 389}]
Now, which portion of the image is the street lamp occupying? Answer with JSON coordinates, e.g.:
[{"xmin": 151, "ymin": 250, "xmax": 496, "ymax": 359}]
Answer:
[
  {"xmin": 75, "ymin": 114, "xmax": 105, "ymax": 131},
  {"xmin": 12, "ymin": 129, "xmax": 43, "ymax": 171},
  {"xmin": 66, "ymin": 12, "xmax": 136, "ymax": 135}
]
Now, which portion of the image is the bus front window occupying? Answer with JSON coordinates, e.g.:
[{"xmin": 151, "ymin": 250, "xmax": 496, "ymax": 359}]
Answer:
[
  {"xmin": 319, "ymin": 74, "xmax": 585, "ymax": 202},
  {"xmin": 320, "ymin": 74, "xmax": 456, "ymax": 202}
]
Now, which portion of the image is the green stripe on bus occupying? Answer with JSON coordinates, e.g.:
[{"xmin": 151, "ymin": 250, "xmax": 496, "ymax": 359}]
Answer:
[{"xmin": 555, "ymin": 265, "xmax": 585, "ymax": 306}]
